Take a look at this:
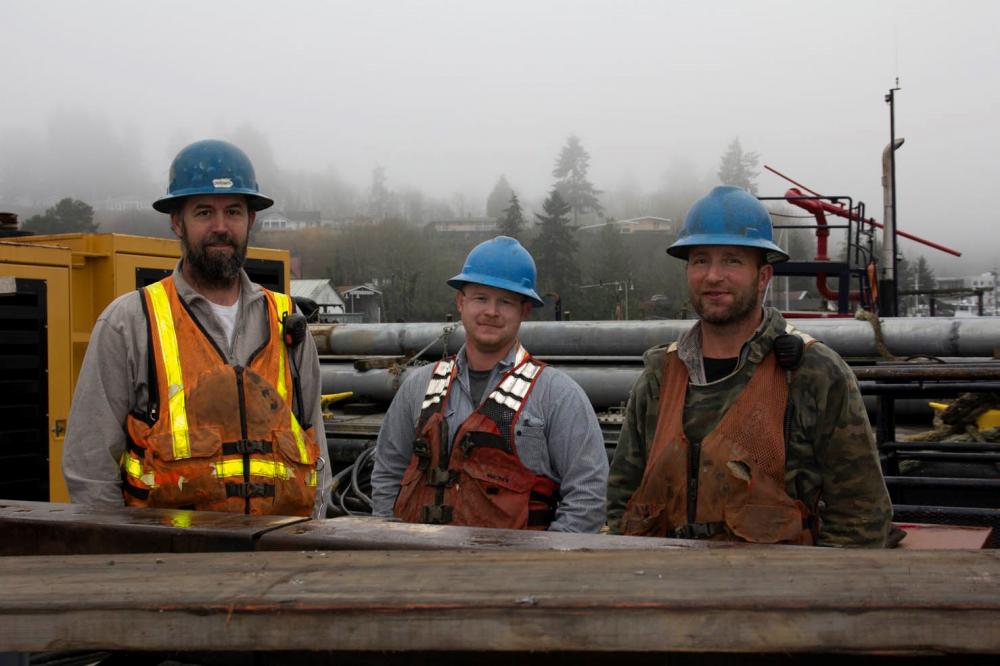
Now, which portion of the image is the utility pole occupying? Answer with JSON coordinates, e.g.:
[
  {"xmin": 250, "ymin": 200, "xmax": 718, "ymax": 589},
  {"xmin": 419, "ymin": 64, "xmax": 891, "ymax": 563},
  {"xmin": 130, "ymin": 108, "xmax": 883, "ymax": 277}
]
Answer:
[{"xmin": 881, "ymin": 81, "xmax": 902, "ymax": 316}]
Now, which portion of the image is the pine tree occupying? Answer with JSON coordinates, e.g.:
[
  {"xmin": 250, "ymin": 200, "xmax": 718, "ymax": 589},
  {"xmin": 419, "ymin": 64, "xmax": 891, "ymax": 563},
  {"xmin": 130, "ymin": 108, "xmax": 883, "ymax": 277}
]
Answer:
[
  {"xmin": 486, "ymin": 175, "xmax": 514, "ymax": 219},
  {"xmin": 497, "ymin": 192, "xmax": 526, "ymax": 239},
  {"xmin": 532, "ymin": 190, "xmax": 580, "ymax": 305},
  {"xmin": 552, "ymin": 135, "xmax": 604, "ymax": 225},
  {"xmin": 717, "ymin": 137, "xmax": 760, "ymax": 194}
]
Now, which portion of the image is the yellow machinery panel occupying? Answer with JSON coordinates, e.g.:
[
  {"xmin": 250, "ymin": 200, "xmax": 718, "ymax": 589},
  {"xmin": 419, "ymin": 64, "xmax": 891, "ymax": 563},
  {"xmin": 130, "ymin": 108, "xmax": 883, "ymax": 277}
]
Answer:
[
  {"xmin": 6, "ymin": 233, "xmax": 290, "ymax": 502},
  {"xmin": 0, "ymin": 241, "xmax": 74, "ymax": 503}
]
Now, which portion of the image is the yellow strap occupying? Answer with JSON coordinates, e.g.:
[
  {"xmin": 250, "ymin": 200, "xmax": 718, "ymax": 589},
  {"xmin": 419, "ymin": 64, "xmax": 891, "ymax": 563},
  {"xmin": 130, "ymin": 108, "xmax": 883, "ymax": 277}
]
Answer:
[
  {"xmin": 271, "ymin": 292, "xmax": 311, "ymax": 464},
  {"xmin": 147, "ymin": 282, "xmax": 191, "ymax": 459},
  {"xmin": 214, "ymin": 459, "xmax": 292, "ymax": 480}
]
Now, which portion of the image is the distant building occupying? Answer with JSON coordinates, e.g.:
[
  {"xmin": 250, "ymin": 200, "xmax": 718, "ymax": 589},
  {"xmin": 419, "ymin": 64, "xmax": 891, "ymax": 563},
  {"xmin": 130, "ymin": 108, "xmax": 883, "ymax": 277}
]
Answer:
[
  {"xmin": 578, "ymin": 216, "xmax": 674, "ymax": 234},
  {"xmin": 290, "ymin": 279, "xmax": 346, "ymax": 323},
  {"xmin": 934, "ymin": 272, "xmax": 997, "ymax": 316},
  {"xmin": 258, "ymin": 210, "xmax": 323, "ymax": 231},
  {"xmin": 338, "ymin": 283, "xmax": 384, "ymax": 323}
]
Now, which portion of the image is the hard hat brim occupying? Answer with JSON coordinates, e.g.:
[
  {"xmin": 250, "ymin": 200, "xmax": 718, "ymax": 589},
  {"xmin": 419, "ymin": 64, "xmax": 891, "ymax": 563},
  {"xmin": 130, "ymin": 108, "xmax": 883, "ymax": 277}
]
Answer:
[
  {"xmin": 667, "ymin": 234, "xmax": 790, "ymax": 263},
  {"xmin": 448, "ymin": 274, "xmax": 545, "ymax": 308},
  {"xmin": 153, "ymin": 190, "xmax": 274, "ymax": 214}
]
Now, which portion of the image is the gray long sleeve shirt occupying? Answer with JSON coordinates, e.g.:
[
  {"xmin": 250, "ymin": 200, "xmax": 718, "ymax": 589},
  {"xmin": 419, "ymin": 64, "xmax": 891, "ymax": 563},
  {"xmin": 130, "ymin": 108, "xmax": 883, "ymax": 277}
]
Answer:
[
  {"xmin": 62, "ymin": 262, "xmax": 332, "ymax": 518},
  {"xmin": 370, "ymin": 343, "xmax": 609, "ymax": 532}
]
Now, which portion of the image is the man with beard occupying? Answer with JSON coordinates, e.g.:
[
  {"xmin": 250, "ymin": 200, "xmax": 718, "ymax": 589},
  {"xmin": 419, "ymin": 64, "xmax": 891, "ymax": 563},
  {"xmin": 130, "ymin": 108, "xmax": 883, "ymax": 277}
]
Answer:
[
  {"xmin": 371, "ymin": 236, "xmax": 608, "ymax": 531},
  {"xmin": 63, "ymin": 139, "xmax": 331, "ymax": 518},
  {"xmin": 606, "ymin": 186, "xmax": 891, "ymax": 546}
]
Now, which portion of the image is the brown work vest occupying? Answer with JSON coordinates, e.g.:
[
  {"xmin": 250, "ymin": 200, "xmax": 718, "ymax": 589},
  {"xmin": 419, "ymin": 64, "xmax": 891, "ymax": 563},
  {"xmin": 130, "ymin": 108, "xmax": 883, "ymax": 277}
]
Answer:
[
  {"xmin": 621, "ymin": 348, "xmax": 814, "ymax": 544},
  {"xmin": 122, "ymin": 276, "xmax": 320, "ymax": 516},
  {"xmin": 393, "ymin": 348, "xmax": 560, "ymax": 529}
]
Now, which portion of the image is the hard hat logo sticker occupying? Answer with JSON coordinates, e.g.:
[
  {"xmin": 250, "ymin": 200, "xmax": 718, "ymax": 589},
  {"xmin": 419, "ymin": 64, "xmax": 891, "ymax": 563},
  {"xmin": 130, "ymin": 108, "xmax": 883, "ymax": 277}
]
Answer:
[{"xmin": 212, "ymin": 178, "xmax": 234, "ymax": 188}]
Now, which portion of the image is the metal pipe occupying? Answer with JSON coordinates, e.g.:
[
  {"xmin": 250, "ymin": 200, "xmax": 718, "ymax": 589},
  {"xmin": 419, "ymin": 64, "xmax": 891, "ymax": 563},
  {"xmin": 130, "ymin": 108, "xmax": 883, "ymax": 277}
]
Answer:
[{"xmin": 314, "ymin": 318, "xmax": 1000, "ymax": 359}]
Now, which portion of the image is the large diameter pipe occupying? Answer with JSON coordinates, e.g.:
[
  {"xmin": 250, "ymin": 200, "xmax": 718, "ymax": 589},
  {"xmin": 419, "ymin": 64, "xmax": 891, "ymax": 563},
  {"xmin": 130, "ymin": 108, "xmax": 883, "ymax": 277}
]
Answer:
[
  {"xmin": 321, "ymin": 363, "xmax": 639, "ymax": 409},
  {"xmin": 313, "ymin": 318, "xmax": 1000, "ymax": 359}
]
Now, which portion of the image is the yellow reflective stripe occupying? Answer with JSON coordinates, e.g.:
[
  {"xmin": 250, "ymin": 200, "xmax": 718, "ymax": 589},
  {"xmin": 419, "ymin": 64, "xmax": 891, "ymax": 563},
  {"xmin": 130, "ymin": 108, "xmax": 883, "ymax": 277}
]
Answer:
[
  {"xmin": 123, "ymin": 452, "xmax": 143, "ymax": 479},
  {"xmin": 308, "ymin": 470, "xmax": 318, "ymax": 487},
  {"xmin": 147, "ymin": 282, "xmax": 191, "ymax": 459},
  {"xmin": 214, "ymin": 459, "xmax": 292, "ymax": 480},
  {"xmin": 121, "ymin": 451, "xmax": 157, "ymax": 488},
  {"xmin": 271, "ymin": 291, "xmax": 310, "ymax": 464}
]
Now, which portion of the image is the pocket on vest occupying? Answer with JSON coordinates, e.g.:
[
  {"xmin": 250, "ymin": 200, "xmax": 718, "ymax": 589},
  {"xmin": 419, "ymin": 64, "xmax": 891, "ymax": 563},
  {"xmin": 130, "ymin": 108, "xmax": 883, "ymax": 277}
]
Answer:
[
  {"xmin": 452, "ymin": 454, "xmax": 533, "ymax": 528},
  {"xmin": 272, "ymin": 429, "xmax": 318, "ymax": 515},
  {"xmin": 724, "ymin": 502, "xmax": 804, "ymax": 544},
  {"xmin": 147, "ymin": 427, "xmax": 226, "ymax": 507},
  {"xmin": 621, "ymin": 502, "xmax": 668, "ymax": 537}
]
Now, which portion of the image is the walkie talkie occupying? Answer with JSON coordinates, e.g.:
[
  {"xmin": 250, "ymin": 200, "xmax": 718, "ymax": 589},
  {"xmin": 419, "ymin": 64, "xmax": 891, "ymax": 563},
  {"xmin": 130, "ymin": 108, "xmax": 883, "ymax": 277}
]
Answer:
[
  {"xmin": 282, "ymin": 311, "xmax": 308, "ymax": 425},
  {"xmin": 773, "ymin": 333, "xmax": 805, "ymax": 459}
]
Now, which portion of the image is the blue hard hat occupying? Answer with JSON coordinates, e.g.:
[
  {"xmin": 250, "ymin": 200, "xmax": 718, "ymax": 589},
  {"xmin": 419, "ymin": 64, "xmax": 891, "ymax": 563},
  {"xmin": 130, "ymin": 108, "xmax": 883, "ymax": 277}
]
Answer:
[
  {"xmin": 668, "ymin": 185, "xmax": 788, "ymax": 263},
  {"xmin": 448, "ymin": 236, "xmax": 545, "ymax": 307},
  {"xmin": 153, "ymin": 139, "xmax": 274, "ymax": 213}
]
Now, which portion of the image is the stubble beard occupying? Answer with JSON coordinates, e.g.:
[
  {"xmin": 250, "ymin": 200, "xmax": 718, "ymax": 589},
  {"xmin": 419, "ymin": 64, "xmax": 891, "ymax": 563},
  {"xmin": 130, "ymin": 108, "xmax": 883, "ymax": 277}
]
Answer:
[
  {"xmin": 181, "ymin": 230, "xmax": 248, "ymax": 290},
  {"xmin": 692, "ymin": 283, "xmax": 761, "ymax": 327}
]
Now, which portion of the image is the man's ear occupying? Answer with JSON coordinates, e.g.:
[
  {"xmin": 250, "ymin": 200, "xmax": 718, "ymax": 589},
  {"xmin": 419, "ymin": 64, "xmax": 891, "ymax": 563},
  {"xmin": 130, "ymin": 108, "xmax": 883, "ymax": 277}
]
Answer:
[
  {"xmin": 455, "ymin": 289, "xmax": 464, "ymax": 314},
  {"xmin": 759, "ymin": 262, "xmax": 774, "ymax": 293},
  {"xmin": 521, "ymin": 301, "xmax": 533, "ymax": 318},
  {"xmin": 248, "ymin": 209, "xmax": 256, "ymax": 231},
  {"xmin": 169, "ymin": 211, "xmax": 183, "ymax": 239}
]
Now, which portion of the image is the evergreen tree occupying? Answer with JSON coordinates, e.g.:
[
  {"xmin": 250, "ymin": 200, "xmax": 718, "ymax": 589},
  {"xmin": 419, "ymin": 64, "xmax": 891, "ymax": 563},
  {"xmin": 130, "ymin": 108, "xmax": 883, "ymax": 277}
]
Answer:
[
  {"xmin": 497, "ymin": 192, "xmax": 526, "ymax": 239},
  {"xmin": 367, "ymin": 166, "xmax": 393, "ymax": 220},
  {"xmin": 717, "ymin": 137, "xmax": 760, "ymax": 194},
  {"xmin": 532, "ymin": 190, "xmax": 580, "ymax": 307},
  {"xmin": 486, "ymin": 175, "xmax": 514, "ymax": 219},
  {"xmin": 22, "ymin": 198, "xmax": 98, "ymax": 234},
  {"xmin": 552, "ymin": 134, "xmax": 604, "ymax": 225}
]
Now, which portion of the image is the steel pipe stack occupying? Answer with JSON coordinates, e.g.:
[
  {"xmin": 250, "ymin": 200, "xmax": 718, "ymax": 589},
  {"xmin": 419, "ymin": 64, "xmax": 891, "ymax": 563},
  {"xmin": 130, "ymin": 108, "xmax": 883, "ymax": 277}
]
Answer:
[{"xmin": 313, "ymin": 317, "xmax": 1000, "ymax": 360}]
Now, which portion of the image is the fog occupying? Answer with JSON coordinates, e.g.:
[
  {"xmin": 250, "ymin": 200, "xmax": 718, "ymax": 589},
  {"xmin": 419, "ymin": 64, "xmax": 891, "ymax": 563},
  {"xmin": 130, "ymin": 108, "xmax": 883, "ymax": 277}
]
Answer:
[{"xmin": 2, "ymin": 0, "xmax": 998, "ymax": 275}]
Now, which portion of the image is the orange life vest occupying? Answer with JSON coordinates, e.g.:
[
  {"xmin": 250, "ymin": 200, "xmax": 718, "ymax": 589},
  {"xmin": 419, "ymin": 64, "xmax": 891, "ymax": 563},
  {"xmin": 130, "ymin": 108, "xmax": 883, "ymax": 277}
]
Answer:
[
  {"xmin": 621, "ymin": 347, "xmax": 815, "ymax": 544},
  {"xmin": 393, "ymin": 347, "xmax": 560, "ymax": 529},
  {"xmin": 121, "ymin": 276, "xmax": 320, "ymax": 516}
]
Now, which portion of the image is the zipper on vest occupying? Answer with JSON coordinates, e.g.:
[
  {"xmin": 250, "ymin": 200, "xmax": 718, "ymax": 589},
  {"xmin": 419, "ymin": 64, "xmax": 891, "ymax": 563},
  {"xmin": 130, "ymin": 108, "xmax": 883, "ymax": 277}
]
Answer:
[
  {"xmin": 235, "ymin": 366, "xmax": 250, "ymax": 515},
  {"xmin": 687, "ymin": 440, "xmax": 701, "ymax": 525}
]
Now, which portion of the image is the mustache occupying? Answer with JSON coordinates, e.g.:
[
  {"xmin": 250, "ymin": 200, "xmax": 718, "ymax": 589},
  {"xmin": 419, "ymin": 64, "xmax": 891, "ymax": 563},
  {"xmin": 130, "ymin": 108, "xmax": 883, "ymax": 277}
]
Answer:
[{"xmin": 202, "ymin": 232, "xmax": 237, "ymax": 247}]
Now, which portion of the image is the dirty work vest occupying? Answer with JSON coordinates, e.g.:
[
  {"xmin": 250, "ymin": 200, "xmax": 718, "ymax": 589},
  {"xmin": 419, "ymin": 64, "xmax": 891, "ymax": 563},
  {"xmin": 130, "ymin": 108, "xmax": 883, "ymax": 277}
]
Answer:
[
  {"xmin": 621, "ymin": 345, "xmax": 814, "ymax": 544},
  {"xmin": 122, "ymin": 276, "xmax": 319, "ymax": 516},
  {"xmin": 393, "ymin": 347, "xmax": 560, "ymax": 529}
]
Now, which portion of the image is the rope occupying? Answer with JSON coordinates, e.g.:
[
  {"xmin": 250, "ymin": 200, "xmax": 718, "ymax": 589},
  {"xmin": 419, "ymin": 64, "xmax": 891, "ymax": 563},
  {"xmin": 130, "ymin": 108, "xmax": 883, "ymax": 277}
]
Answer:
[{"xmin": 853, "ymin": 308, "xmax": 899, "ymax": 361}]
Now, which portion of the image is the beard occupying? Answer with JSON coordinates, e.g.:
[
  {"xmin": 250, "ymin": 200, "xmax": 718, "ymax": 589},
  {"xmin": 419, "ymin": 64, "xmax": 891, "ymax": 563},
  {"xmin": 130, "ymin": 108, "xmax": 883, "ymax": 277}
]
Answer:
[
  {"xmin": 180, "ymin": 229, "xmax": 248, "ymax": 289},
  {"xmin": 691, "ymin": 281, "xmax": 761, "ymax": 326}
]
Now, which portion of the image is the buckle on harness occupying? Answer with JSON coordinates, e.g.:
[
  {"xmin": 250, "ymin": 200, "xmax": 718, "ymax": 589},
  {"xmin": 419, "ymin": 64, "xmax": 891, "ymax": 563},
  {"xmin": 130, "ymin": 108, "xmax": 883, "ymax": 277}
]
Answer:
[
  {"xmin": 223, "ymin": 439, "xmax": 272, "ymax": 455},
  {"xmin": 225, "ymin": 482, "xmax": 275, "ymax": 499},
  {"xmin": 425, "ymin": 468, "xmax": 457, "ymax": 487},
  {"xmin": 669, "ymin": 522, "xmax": 726, "ymax": 540},
  {"xmin": 421, "ymin": 504, "xmax": 453, "ymax": 524}
]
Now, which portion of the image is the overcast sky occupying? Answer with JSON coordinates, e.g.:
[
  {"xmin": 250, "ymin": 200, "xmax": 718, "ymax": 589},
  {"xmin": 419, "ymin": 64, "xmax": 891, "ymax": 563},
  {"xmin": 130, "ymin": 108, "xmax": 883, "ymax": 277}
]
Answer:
[{"xmin": 3, "ymin": 0, "xmax": 998, "ymax": 273}]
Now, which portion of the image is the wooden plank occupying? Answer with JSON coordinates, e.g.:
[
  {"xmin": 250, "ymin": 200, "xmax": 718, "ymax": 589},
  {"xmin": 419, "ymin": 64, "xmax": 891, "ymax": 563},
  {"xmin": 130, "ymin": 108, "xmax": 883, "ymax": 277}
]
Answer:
[
  {"xmin": 1, "ymin": 549, "xmax": 998, "ymax": 654},
  {"xmin": 257, "ymin": 516, "xmax": 726, "ymax": 551},
  {"xmin": 0, "ymin": 499, "xmax": 307, "ymax": 555}
]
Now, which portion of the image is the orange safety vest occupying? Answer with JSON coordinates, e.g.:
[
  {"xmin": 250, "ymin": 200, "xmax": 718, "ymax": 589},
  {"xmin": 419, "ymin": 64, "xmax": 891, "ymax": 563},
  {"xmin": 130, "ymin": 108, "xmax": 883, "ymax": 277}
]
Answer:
[
  {"xmin": 621, "ymin": 346, "xmax": 815, "ymax": 544},
  {"xmin": 393, "ymin": 347, "xmax": 560, "ymax": 529},
  {"xmin": 121, "ymin": 276, "xmax": 320, "ymax": 516}
]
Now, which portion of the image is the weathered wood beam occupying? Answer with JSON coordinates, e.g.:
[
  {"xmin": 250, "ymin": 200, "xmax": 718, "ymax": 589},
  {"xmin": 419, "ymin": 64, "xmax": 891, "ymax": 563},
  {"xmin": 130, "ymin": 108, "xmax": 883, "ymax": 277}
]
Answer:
[{"xmin": 1, "ymin": 549, "xmax": 998, "ymax": 654}]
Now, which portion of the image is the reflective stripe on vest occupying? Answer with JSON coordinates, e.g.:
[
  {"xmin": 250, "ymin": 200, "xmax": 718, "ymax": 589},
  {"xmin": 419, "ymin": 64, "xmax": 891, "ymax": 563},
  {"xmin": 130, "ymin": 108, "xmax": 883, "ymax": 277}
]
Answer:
[
  {"xmin": 122, "ymin": 450, "xmax": 156, "ymax": 488},
  {"xmin": 421, "ymin": 359, "xmax": 457, "ymax": 410},
  {"xmin": 271, "ymin": 291, "xmax": 310, "ymax": 464},
  {"xmin": 214, "ymin": 459, "xmax": 293, "ymax": 480},
  {"xmin": 146, "ymin": 281, "xmax": 191, "ymax": 459},
  {"xmin": 488, "ymin": 347, "xmax": 541, "ymax": 412}
]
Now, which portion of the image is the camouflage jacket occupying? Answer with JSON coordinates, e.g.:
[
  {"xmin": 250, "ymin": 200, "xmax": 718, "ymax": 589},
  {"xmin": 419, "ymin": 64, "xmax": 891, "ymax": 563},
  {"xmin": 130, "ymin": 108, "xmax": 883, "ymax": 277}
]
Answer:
[{"xmin": 607, "ymin": 307, "xmax": 892, "ymax": 547}]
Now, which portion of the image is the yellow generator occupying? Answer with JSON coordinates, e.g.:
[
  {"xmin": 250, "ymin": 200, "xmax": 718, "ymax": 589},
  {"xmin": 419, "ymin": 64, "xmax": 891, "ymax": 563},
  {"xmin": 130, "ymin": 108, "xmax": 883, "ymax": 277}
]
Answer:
[{"xmin": 0, "ymin": 233, "xmax": 289, "ymax": 503}]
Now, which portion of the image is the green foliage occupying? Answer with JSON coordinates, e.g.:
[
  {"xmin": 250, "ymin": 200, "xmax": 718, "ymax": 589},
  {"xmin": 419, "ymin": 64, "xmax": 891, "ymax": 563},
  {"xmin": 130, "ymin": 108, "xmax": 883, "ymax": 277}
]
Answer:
[
  {"xmin": 717, "ymin": 137, "xmax": 760, "ymax": 195},
  {"xmin": 22, "ymin": 198, "xmax": 98, "ymax": 234},
  {"xmin": 532, "ymin": 190, "xmax": 580, "ymax": 308},
  {"xmin": 552, "ymin": 135, "xmax": 604, "ymax": 225},
  {"xmin": 497, "ymin": 192, "xmax": 526, "ymax": 239}
]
